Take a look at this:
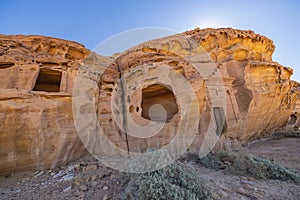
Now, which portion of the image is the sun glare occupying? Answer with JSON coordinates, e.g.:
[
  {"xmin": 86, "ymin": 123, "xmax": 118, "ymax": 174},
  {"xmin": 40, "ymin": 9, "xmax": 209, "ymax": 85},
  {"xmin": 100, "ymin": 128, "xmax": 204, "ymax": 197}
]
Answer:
[{"xmin": 195, "ymin": 19, "xmax": 230, "ymax": 29}]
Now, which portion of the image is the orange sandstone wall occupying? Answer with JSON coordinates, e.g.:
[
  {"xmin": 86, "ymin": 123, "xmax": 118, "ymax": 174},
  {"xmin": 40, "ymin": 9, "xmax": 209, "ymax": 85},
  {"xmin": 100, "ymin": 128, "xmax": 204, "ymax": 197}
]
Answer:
[{"xmin": 0, "ymin": 28, "xmax": 298, "ymax": 174}]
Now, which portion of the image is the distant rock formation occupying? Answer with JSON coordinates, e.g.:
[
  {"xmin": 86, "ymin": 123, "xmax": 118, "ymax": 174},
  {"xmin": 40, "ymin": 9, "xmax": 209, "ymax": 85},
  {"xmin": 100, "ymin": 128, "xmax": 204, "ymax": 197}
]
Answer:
[{"xmin": 0, "ymin": 28, "xmax": 299, "ymax": 175}]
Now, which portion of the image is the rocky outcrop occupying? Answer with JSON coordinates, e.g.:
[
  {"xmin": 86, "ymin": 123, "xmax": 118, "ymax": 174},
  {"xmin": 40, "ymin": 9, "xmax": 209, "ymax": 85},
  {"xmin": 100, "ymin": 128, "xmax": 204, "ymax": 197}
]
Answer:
[
  {"xmin": 0, "ymin": 35, "xmax": 90, "ymax": 175},
  {"xmin": 285, "ymin": 81, "xmax": 300, "ymax": 130},
  {"xmin": 0, "ymin": 34, "xmax": 89, "ymax": 92},
  {"xmin": 0, "ymin": 28, "xmax": 299, "ymax": 175},
  {"xmin": 93, "ymin": 28, "xmax": 298, "ymax": 155},
  {"xmin": 294, "ymin": 85, "xmax": 300, "ymax": 128},
  {"xmin": 0, "ymin": 90, "xmax": 87, "ymax": 174}
]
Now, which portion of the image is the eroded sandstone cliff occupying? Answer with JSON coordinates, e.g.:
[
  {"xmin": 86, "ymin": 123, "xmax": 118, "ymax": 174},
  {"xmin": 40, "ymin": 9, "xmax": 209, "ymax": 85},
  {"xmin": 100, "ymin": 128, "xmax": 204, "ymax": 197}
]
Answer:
[
  {"xmin": 93, "ymin": 28, "xmax": 298, "ymax": 155},
  {"xmin": 0, "ymin": 35, "xmax": 89, "ymax": 174},
  {"xmin": 0, "ymin": 28, "xmax": 299, "ymax": 175}
]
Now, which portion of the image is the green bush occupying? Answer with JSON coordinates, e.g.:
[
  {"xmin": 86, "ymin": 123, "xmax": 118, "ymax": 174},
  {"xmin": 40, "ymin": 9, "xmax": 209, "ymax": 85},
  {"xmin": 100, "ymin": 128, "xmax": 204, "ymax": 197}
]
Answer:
[
  {"xmin": 120, "ymin": 162, "xmax": 212, "ymax": 200},
  {"xmin": 190, "ymin": 152, "xmax": 300, "ymax": 184},
  {"xmin": 226, "ymin": 153, "xmax": 300, "ymax": 184}
]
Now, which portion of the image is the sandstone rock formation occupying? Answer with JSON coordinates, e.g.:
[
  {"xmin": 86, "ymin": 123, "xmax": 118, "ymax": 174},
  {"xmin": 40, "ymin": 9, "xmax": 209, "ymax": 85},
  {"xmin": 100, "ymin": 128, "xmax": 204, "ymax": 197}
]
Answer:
[
  {"xmin": 0, "ymin": 28, "xmax": 299, "ymax": 175},
  {"xmin": 88, "ymin": 28, "xmax": 299, "ymax": 157},
  {"xmin": 0, "ymin": 35, "xmax": 90, "ymax": 174},
  {"xmin": 285, "ymin": 81, "xmax": 300, "ymax": 130}
]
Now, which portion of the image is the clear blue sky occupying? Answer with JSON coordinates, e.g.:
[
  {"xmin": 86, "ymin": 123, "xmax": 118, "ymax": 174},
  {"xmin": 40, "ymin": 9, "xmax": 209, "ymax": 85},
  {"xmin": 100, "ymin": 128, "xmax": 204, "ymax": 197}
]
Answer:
[{"xmin": 1, "ymin": 0, "xmax": 299, "ymax": 81}]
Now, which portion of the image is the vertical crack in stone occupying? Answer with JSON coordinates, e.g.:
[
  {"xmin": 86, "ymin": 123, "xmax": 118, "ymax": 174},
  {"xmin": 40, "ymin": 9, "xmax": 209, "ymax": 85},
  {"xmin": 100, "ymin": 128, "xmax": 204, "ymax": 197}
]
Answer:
[{"xmin": 115, "ymin": 60, "xmax": 130, "ymax": 157}]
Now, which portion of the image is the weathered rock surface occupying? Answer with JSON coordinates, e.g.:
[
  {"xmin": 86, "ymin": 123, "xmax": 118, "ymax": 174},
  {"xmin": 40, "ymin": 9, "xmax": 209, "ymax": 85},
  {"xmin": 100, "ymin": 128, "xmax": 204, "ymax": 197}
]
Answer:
[
  {"xmin": 0, "ymin": 35, "xmax": 90, "ymax": 175},
  {"xmin": 92, "ymin": 28, "xmax": 299, "ymax": 155},
  {"xmin": 0, "ymin": 28, "xmax": 299, "ymax": 174},
  {"xmin": 0, "ymin": 34, "xmax": 89, "ymax": 92},
  {"xmin": 285, "ymin": 81, "xmax": 300, "ymax": 130},
  {"xmin": 0, "ymin": 90, "xmax": 87, "ymax": 175}
]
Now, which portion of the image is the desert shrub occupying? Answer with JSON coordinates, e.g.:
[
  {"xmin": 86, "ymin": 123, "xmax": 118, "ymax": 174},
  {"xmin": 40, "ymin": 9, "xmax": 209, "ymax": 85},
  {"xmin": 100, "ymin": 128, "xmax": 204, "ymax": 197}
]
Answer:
[
  {"xmin": 226, "ymin": 153, "xmax": 300, "ymax": 184},
  {"xmin": 186, "ymin": 153, "xmax": 224, "ymax": 170},
  {"xmin": 120, "ymin": 162, "xmax": 212, "ymax": 200},
  {"xmin": 188, "ymin": 152, "xmax": 300, "ymax": 184}
]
